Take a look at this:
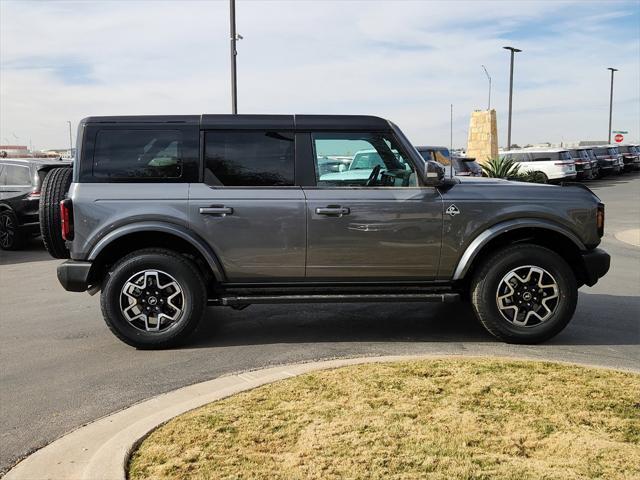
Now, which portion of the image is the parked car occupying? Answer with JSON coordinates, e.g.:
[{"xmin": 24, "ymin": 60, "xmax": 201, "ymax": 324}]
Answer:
[
  {"xmin": 42, "ymin": 114, "xmax": 609, "ymax": 348},
  {"xmin": 617, "ymin": 145, "xmax": 640, "ymax": 172},
  {"xmin": 568, "ymin": 149, "xmax": 595, "ymax": 180},
  {"xmin": 415, "ymin": 146, "xmax": 482, "ymax": 177},
  {"xmin": 591, "ymin": 146, "xmax": 623, "ymax": 175},
  {"xmin": 499, "ymin": 149, "xmax": 576, "ymax": 183},
  {"xmin": 0, "ymin": 158, "xmax": 71, "ymax": 250}
]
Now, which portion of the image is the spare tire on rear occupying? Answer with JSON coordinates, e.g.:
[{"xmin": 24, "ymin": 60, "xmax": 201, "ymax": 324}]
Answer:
[{"xmin": 39, "ymin": 167, "xmax": 73, "ymax": 259}]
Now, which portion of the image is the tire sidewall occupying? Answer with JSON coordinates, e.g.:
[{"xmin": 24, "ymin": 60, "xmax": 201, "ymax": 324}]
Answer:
[
  {"xmin": 101, "ymin": 252, "xmax": 205, "ymax": 348},
  {"xmin": 475, "ymin": 246, "xmax": 577, "ymax": 343}
]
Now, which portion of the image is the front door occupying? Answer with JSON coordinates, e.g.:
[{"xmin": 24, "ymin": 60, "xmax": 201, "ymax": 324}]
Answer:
[
  {"xmin": 189, "ymin": 130, "xmax": 306, "ymax": 282},
  {"xmin": 304, "ymin": 131, "xmax": 443, "ymax": 280}
]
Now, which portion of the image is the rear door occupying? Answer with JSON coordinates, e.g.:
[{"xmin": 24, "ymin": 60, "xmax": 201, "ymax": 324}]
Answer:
[
  {"xmin": 302, "ymin": 131, "xmax": 442, "ymax": 280},
  {"xmin": 189, "ymin": 129, "xmax": 306, "ymax": 281}
]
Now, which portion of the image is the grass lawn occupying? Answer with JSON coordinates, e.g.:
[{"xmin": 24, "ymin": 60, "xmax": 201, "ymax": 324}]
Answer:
[{"xmin": 129, "ymin": 358, "xmax": 640, "ymax": 480}]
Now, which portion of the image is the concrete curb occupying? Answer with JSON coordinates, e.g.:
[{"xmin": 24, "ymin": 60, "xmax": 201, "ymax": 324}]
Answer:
[
  {"xmin": 5, "ymin": 354, "xmax": 637, "ymax": 480},
  {"xmin": 615, "ymin": 228, "xmax": 640, "ymax": 248}
]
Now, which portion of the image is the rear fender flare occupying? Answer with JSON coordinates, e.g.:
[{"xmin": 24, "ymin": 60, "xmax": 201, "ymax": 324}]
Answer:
[{"xmin": 87, "ymin": 221, "xmax": 226, "ymax": 281}]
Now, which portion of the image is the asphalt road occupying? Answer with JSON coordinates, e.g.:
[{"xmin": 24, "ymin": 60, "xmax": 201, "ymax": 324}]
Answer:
[{"xmin": 1, "ymin": 174, "xmax": 639, "ymax": 474}]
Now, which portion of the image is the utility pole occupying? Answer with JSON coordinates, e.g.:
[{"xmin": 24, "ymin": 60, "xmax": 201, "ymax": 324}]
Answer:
[
  {"xmin": 67, "ymin": 121, "xmax": 73, "ymax": 158},
  {"xmin": 503, "ymin": 46, "xmax": 521, "ymax": 150},
  {"xmin": 230, "ymin": 0, "xmax": 238, "ymax": 114},
  {"xmin": 607, "ymin": 67, "xmax": 618, "ymax": 144},
  {"xmin": 481, "ymin": 65, "xmax": 491, "ymax": 110}
]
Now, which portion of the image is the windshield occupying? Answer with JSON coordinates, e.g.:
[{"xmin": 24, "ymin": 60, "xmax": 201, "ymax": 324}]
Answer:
[
  {"xmin": 586, "ymin": 149, "xmax": 597, "ymax": 160},
  {"xmin": 349, "ymin": 151, "xmax": 385, "ymax": 170},
  {"xmin": 607, "ymin": 147, "xmax": 619, "ymax": 155},
  {"xmin": 559, "ymin": 151, "xmax": 572, "ymax": 160}
]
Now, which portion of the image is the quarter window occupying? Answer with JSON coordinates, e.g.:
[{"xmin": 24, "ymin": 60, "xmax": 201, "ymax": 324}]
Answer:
[
  {"xmin": 93, "ymin": 130, "xmax": 183, "ymax": 179},
  {"xmin": 5, "ymin": 165, "xmax": 31, "ymax": 185},
  {"xmin": 204, "ymin": 131, "xmax": 295, "ymax": 187},
  {"xmin": 313, "ymin": 132, "xmax": 417, "ymax": 187}
]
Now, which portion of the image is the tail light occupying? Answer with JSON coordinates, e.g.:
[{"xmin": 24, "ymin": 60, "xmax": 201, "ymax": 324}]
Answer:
[
  {"xmin": 60, "ymin": 199, "xmax": 74, "ymax": 241},
  {"xmin": 596, "ymin": 203, "xmax": 605, "ymax": 238}
]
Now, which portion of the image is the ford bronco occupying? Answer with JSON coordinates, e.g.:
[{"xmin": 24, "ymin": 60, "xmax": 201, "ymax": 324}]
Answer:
[{"xmin": 40, "ymin": 115, "xmax": 610, "ymax": 348}]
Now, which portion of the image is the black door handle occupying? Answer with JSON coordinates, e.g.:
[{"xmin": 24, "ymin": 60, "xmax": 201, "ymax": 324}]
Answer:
[
  {"xmin": 315, "ymin": 206, "xmax": 350, "ymax": 217},
  {"xmin": 199, "ymin": 206, "xmax": 233, "ymax": 216}
]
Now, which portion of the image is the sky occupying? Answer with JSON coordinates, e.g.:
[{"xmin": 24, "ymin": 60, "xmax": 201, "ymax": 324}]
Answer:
[{"xmin": 1, "ymin": 0, "xmax": 639, "ymax": 150}]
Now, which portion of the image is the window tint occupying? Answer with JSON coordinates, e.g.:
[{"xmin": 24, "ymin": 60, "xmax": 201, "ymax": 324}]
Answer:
[
  {"xmin": 559, "ymin": 151, "xmax": 572, "ymax": 160},
  {"xmin": 530, "ymin": 152, "xmax": 558, "ymax": 161},
  {"xmin": 204, "ymin": 131, "xmax": 294, "ymax": 187},
  {"xmin": 607, "ymin": 147, "xmax": 619, "ymax": 155},
  {"xmin": 5, "ymin": 165, "xmax": 31, "ymax": 185},
  {"xmin": 313, "ymin": 132, "xmax": 417, "ymax": 187},
  {"xmin": 93, "ymin": 130, "xmax": 183, "ymax": 179}
]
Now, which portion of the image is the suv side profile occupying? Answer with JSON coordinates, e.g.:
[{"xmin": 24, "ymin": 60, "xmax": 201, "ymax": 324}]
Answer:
[
  {"xmin": 499, "ymin": 149, "xmax": 576, "ymax": 183},
  {"xmin": 42, "ymin": 115, "xmax": 610, "ymax": 349},
  {"xmin": 0, "ymin": 158, "xmax": 71, "ymax": 250}
]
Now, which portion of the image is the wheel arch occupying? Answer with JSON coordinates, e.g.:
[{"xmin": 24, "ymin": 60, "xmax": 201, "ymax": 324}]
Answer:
[
  {"xmin": 453, "ymin": 219, "xmax": 587, "ymax": 285},
  {"xmin": 87, "ymin": 222, "xmax": 226, "ymax": 287}
]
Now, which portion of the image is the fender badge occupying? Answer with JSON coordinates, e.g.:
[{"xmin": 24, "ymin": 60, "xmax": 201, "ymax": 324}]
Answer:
[{"xmin": 446, "ymin": 204, "xmax": 460, "ymax": 217}]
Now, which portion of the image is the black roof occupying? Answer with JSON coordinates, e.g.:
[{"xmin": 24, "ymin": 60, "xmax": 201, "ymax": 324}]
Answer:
[{"xmin": 81, "ymin": 114, "xmax": 391, "ymax": 131}]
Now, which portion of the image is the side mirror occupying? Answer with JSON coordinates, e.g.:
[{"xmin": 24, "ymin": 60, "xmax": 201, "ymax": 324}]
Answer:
[{"xmin": 423, "ymin": 160, "xmax": 445, "ymax": 185}]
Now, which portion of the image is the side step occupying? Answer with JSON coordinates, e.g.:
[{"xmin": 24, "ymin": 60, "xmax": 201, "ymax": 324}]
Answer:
[{"xmin": 209, "ymin": 293, "xmax": 460, "ymax": 306}]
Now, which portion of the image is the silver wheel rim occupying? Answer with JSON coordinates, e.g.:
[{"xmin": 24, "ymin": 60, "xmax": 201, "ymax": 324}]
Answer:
[
  {"xmin": 496, "ymin": 265, "xmax": 559, "ymax": 327},
  {"xmin": 119, "ymin": 269, "xmax": 186, "ymax": 333},
  {"xmin": 0, "ymin": 214, "xmax": 15, "ymax": 248}
]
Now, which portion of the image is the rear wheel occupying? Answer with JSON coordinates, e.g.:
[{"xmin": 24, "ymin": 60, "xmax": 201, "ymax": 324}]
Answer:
[
  {"xmin": 100, "ymin": 248, "xmax": 207, "ymax": 349},
  {"xmin": 0, "ymin": 210, "xmax": 25, "ymax": 250},
  {"xmin": 39, "ymin": 167, "xmax": 72, "ymax": 259},
  {"xmin": 470, "ymin": 244, "xmax": 577, "ymax": 344}
]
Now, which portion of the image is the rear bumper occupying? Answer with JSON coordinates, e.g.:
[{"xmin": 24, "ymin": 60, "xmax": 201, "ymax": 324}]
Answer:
[
  {"xmin": 581, "ymin": 248, "xmax": 610, "ymax": 287},
  {"xmin": 57, "ymin": 260, "xmax": 92, "ymax": 292}
]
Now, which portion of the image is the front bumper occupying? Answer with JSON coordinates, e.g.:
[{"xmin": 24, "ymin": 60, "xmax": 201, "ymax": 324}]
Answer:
[
  {"xmin": 57, "ymin": 260, "xmax": 92, "ymax": 292},
  {"xmin": 581, "ymin": 248, "xmax": 610, "ymax": 287}
]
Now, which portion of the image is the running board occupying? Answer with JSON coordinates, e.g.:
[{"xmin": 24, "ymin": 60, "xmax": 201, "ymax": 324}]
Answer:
[{"xmin": 209, "ymin": 293, "xmax": 460, "ymax": 306}]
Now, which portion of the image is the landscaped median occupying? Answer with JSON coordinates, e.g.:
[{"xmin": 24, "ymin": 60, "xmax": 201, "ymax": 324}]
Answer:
[{"xmin": 129, "ymin": 359, "xmax": 640, "ymax": 480}]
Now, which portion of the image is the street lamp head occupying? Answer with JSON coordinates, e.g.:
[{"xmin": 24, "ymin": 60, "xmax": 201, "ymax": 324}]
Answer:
[
  {"xmin": 503, "ymin": 46, "xmax": 522, "ymax": 53},
  {"xmin": 607, "ymin": 67, "xmax": 618, "ymax": 72}
]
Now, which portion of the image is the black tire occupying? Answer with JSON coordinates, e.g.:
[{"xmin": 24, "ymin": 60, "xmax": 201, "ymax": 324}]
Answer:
[
  {"xmin": 100, "ymin": 248, "xmax": 207, "ymax": 349},
  {"xmin": 535, "ymin": 171, "xmax": 548, "ymax": 184},
  {"xmin": 39, "ymin": 167, "xmax": 73, "ymax": 259},
  {"xmin": 470, "ymin": 244, "xmax": 577, "ymax": 344},
  {"xmin": 0, "ymin": 210, "xmax": 26, "ymax": 250}
]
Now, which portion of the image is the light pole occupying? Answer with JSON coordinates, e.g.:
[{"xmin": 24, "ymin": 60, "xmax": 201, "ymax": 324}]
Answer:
[
  {"xmin": 503, "ymin": 46, "xmax": 521, "ymax": 150},
  {"xmin": 481, "ymin": 65, "xmax": 491, "ymax": 110},
  {"xmin": 229, "ymin": 0, "xmax": 239, "ymax": 114},
  {"xmin": 67, "ymin": 121, "xmax": 73, "ymax": 158},
  {"xmin": 607, "ymin": 67, "xmax": 618, "ymax": 144}
]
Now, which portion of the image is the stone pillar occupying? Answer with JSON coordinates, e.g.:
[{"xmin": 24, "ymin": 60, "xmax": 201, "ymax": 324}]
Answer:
[{"xmin": 466, "ymin": 109, "xmax": 498, "ymax": 164}]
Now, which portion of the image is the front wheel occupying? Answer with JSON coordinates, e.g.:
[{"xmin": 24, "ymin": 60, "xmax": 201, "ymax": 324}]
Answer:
[
  {"xmin": 100, "ymin": 248, "xmax": 207, "ymax": 349},
  {"xmin": 470, "ymin": 244, "xmax": 577, "ymax": 344},
  {"xmin": 0, "ymin": 210, "xmax": 25, "ymax": 250}
]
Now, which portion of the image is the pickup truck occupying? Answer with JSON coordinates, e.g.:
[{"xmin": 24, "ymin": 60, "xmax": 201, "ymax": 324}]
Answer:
[{"xmin": 39, "ymin": 115, "xmax": 610, "ymax": 348}]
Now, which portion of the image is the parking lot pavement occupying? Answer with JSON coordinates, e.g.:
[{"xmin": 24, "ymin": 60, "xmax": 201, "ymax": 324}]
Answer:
[{"xmin": 1, "ymin": 174, "xmax": 639, "ymax": 474}]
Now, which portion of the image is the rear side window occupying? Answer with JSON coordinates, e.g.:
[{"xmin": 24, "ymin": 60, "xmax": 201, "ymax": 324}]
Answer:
[
  {"xmin": 204, "ymin": 131, "xmax": 294, "ymax": 187},
  {"xmin": 93, "ymin": 130, "xmax": 183, "ymax": 179},
  {"xmin": 5, "ymin": 165, "xmax": 32, "ymax": 185}
]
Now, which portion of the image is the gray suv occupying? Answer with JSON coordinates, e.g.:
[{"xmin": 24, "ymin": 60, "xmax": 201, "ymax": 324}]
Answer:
[{"xmin": 41, "ymin": 115, "xmax": 610, "ymax": 348}]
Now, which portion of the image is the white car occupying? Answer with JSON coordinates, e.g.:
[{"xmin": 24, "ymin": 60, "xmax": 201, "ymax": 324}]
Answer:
[{"xmin": 499, "ymin": 149, "xmax": 576, "ymax": 183}]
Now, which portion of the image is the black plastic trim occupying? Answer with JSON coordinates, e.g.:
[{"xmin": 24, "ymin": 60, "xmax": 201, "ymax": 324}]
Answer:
[
  {"xmin": 57, "ymin": 260, "xmax": 92, "ymax": 292},
  {"xmin": 581, "ymin": 248, "xmax": 610, "ymax": 287}
]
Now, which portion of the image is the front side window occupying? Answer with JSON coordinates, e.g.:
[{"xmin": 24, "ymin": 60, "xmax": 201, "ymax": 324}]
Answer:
[
  {"xmin": 313, "ymin": 132, "xmax": 417, "ymax": 187},
  {"xmin": 93, "ymin": 130, "xmax": 183, "ymax": 179},
  {"xmin": 5, "ymin": 165, "xmax": 31, "ymax": 185},
  {"xmin": 204, "ymin": 131, "xmax": 294, "ymax": 187}
]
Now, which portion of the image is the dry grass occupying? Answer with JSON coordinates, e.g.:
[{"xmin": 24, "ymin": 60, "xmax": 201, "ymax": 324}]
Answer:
[{"xmin": 129, "ymin": 359, "xmax": 640, "ymax": 480}]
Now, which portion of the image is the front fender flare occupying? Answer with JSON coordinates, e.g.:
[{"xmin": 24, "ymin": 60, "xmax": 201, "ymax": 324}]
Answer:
[
  {"xmin": 452, "ymin": 218, "xmax": 586, "ymax": 281},
  {"xmin": 87, "ymin": 221, "xmax": 226, "ymax": 281}
]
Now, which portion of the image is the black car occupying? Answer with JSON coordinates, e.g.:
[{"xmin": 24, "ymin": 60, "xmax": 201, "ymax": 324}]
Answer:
[
  {"xmin": 415, "ymin": 146, "xmax": 482, "ymax": 177},
  {"xmin": 568, "ymin": 149, "xmax": 596, "ymax": 180},
  {"xmin": 591, "ymin": 146, "xmax": 623, "ymax": 176},
  {"xmin": 617, "ymin": 145, "xmax": 640, "ymax": 171},
  {"xmin": 0, "ymin": 158, "xmax": 71, "ymax": 250}
]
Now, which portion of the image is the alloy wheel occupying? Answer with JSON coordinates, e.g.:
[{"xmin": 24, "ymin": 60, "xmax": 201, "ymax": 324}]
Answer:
[
  {"xmin": 0, "ymin": 214, "xmax": 15, "ymax": 249},
  {"xmin": 496, "ymin": 265, "xmax": 559, "ymax": 327},
  {"xmin": 119, "ymin": 269, "xmax": 186, "ymax": 333}
]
